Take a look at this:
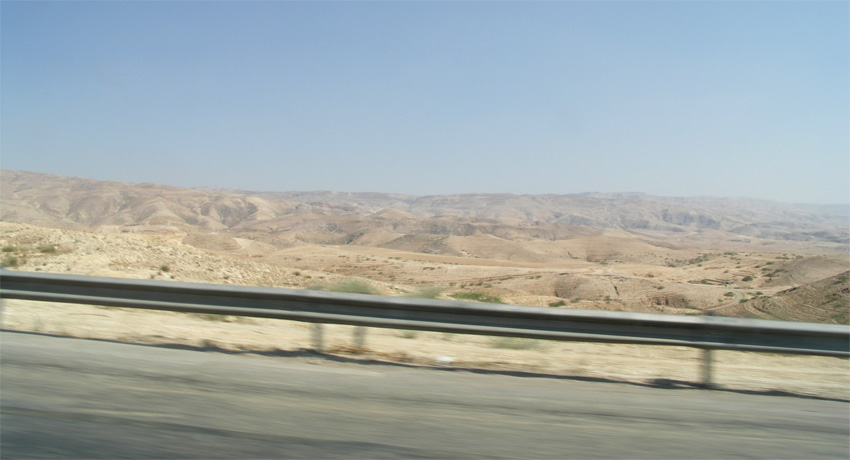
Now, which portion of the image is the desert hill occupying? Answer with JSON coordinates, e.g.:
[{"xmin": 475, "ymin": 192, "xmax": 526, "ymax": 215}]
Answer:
[
  {"xmin": 1, "ymin": 169, "xmax": 848, "ymax": 323},
  {"xmin": 5, "ymin": 170, "xmax": 848, "ymax": 246},
  {"xmin": 718, "ymin": 271, "xmax": 850, "ymax": 324},
  {"xmin": 1, "ymin": 170, "xmax": 309, "ymax": 231},
  {"xmin": 204, "ymin": 188, "xmax": 849, "ymax": 243}
]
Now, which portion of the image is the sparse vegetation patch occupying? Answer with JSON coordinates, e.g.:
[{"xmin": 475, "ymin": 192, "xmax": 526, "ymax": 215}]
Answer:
[
  {"xmin": 313, "ymin": 278, "xmax": 379, "ymax": 295},
  {"xmin": 450, "ymin": 292, "xmax": 504, "ymax": 304},
  {"xmin": 487, "ymin": 336, "xmax": 543, "ymax": 350},
  {"xmin": 405, "ymin": 286, "xmax": 443, "ymax": 299}
]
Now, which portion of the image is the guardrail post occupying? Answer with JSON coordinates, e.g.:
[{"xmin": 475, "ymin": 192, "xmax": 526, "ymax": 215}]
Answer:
[
  {"xmin": 312, "ymin": 324, "xmax": 325, "ymax": 353},
  {"xmin": 701, "ymin": 311, "xmax": 716, "ymax": 389},
  {"xmin": 701, "ymin": 348, "xmax": 714, "ymax": 389},
  {"xmin": 353, "ymin": 326, "xmax": 367, "ymax": 350}
]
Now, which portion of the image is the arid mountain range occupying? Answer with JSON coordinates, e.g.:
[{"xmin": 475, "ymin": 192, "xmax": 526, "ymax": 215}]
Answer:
[
  {"xmin": 3, "ymin": 170, "xmax": 846, "ymax": 245},
  {"xmin": 208, "ymin": 188, "xmax": 849, "ymax": 242},
  {"xmin": 1, "ymin": 169, "xmax": 848, "ymax": 324}
]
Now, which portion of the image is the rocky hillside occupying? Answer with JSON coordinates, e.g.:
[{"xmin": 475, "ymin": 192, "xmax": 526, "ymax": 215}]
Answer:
[
  {"xmin": 763, "ymin": 271, "xmax": 849, "ymax": 323},
  {"xmin": 4, "ymin": 170, "xmax": 848, "ymax": 245},
  {"xmin": 0, "ymin": 221, "xmax": 356, "ymax": 292},
  {"xmin": 218, "ymin": 189, "xmax": 849, "ymax": 242}
]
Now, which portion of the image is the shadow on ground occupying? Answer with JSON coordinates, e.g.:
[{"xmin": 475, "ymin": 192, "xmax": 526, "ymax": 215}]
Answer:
[{"xmin": 4, "ymin": 329, "xmax": 847, "ymax": 403}]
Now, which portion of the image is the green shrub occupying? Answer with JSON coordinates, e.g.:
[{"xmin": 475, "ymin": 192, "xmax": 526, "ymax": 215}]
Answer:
[
  {"xmin": 2, "ymin": 245, "xmax": 17, "ymax": 253},
  {"xmin": 450, "ymin": 292, "xmax": 503, "ymax": 304},
  {"xmin": 405, "ymin": 286, "xmax": 443, "ymax": 299},
  {"xmin": 742, "ymin": 276, "xmax": 753, "ymax": 282},
  {"xmin": 488, "ymin": 337, "xmax": 542, "ymax": 350},
  {"xmin": 315, "ymin": 278, "xmax": 379, "ymax": 295},
  {"xmin": 548, "ymin": 300, "xmax": 567, "ymax": 307},
  {"xmin": 398, "ymin": 330, "xmax": 421, "ymax": 339}
]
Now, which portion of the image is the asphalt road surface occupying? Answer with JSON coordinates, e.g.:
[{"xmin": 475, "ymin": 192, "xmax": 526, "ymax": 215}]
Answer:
[{"xmin": 2, "ymin": 331, "xmax": 848, "ymax": 459}]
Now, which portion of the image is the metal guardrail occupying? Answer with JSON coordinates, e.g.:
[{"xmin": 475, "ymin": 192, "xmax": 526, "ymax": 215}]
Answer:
[{"xmin": 1, "ymin": 269, "xmax": 848, "ymax": 386}]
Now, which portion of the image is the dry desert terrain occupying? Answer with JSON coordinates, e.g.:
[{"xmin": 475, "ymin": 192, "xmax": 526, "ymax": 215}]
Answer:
[{"xmin": 1, "ymin": 170, "xmax": 847, "ymax": 399}]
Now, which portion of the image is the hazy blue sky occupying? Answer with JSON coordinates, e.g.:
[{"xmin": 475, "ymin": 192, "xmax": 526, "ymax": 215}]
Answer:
[{"xmin": 2, "ymin": 1, "xmax": 847, "ymax": 204}]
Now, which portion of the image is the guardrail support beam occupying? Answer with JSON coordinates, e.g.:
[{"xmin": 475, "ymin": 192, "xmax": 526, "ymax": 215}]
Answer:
[
  {"xmin": 701, "ymin": 349, "xmax": 714, "ymax": 389},
  {"xmin": 312, "ymin": 324, "xmax": 325, "ymax": 353},
  {"xmin": 353, "ymin": 326, "xmax": 367, "ymax": 350}
]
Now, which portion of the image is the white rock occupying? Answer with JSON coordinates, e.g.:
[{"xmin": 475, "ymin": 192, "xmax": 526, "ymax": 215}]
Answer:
[{"xmin": 435, "ymin": 356, "xmax": 454, "ymax": 366}]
